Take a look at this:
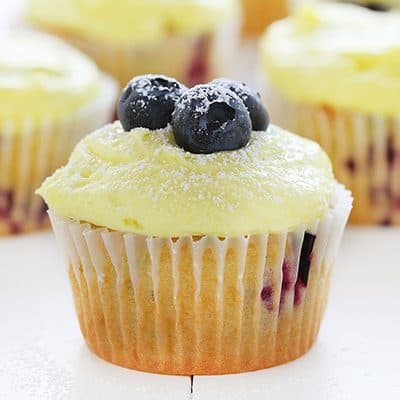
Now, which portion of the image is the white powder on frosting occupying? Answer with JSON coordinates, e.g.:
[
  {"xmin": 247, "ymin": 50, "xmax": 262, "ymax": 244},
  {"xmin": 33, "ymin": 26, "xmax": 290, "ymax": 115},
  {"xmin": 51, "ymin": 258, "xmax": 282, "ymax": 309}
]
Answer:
[{"xmin": 175, "ymin": 84, "xmax": 238, "ymax": 116}]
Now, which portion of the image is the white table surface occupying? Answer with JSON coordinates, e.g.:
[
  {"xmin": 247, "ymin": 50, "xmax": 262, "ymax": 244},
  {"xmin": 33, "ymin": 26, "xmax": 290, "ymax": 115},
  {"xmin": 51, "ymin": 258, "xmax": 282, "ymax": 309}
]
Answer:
[{"xmin": 1, "ymin": 228, "xmax": 399, "ymax": 400}]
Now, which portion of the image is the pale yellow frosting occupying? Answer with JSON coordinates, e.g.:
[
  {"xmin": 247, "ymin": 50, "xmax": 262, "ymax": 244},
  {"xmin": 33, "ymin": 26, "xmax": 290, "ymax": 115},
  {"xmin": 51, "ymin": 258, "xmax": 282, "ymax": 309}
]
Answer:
[
  {"xmin": 261, "ymin": 3, "xmax": 400, "ymax": 116},
  {"xmin": 37, "ymin": 122, "xmax": 335, "ymax": 236},
  {"xmin": 27, "ymin": 0, "xmax": 238, "ymax": 46},
  {"xmin": 0, "ymin": 31, "xmax": 102, "ymax": 121}
]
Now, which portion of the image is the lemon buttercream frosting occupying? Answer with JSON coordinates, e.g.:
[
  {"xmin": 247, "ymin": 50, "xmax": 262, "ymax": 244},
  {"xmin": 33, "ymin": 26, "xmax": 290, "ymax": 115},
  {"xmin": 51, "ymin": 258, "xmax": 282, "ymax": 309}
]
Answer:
[
  {"xmin": 38, "ymin": 122, "xmax": 335, "ymax": 236},
  {"xmin": 261, "ymin": 3, "xmax": 400, "ymax": 116},
  {"xmin": 27, "ymin": 0, "xmax": 237, "ymax": 46},
  {"xmin": 0, "ymin": 31, "xmax": 102, "ymax": 121}
]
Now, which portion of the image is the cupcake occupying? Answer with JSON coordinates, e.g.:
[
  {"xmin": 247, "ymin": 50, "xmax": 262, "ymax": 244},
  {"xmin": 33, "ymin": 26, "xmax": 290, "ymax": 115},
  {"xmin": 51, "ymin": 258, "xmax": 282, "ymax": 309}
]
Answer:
[
  {"xmin": 242, "ymin": 0, "xmax": 288, "ymax": 36},
  {"xmin": 26, "ymin": 0, "xmax": 239, "ymax": 88},
  {"xmin": 37, "ymin": 75, "xmax": 352, "ymax": 375},
  {"xmin": 0, "ymin": 31, "xmax": 117, "ymax": 235},
  {"xmin": 261, "ymin": 3, "xmax": 400, "ymax": 225}
]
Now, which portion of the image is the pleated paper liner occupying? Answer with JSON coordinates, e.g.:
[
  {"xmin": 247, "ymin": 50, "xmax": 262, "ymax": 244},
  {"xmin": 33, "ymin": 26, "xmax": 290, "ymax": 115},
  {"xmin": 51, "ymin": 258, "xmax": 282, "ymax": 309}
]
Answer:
[
  {"xmin": 48, "ymin": 185, "xmax": 351, "ymax": 375},
  {"xmin": 267, "ymin": 87, "xmax": 400, "ymax": 225},
  {"xmin": 0, "ymin": 76, "xmax": 118, "ymax": 235},
  {"xmin": 39, "ymin": 20, "xmax": 240, "ymax": 88}
]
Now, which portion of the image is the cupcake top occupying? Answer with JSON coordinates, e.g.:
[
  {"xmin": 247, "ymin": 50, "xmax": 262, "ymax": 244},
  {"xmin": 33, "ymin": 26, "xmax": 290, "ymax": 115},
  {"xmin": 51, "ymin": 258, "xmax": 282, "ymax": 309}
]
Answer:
[
  {"xmin": 27, "ymin": 0, "xmax": 238, "ymax": 46},
  {"xmin": 261, "ymin": 3, "xmax": 400, "ymax": 116},
  {"xmin": 38, "ymin": 76, "xmax": 335, "ymax": 237},
  {"xmin": 0, "ymin": 31, "xmax": 102, "ymax": 122}
]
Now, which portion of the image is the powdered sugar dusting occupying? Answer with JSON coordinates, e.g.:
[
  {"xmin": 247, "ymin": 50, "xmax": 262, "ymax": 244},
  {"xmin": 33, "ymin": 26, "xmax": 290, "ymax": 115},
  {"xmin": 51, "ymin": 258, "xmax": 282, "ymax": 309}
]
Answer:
[
  {"xmin": 128, "ymin": 74, "xmax": 184, "ymax": 104},
  {"xmin": 175, "ymin": 84, "xmax": 237, "ymax": 115}
]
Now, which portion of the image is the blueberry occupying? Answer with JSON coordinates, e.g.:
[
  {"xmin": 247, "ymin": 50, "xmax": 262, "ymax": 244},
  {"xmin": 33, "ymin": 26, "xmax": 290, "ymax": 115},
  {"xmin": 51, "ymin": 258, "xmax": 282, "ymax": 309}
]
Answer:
[
  {"xmin": 171, "ymin": 84, "xmax": 252, "ymax": 154},
  {"xmin": 118, "ymin": 75, "xmax": 187, "ymax": 131},
  {"xmin": 211, "ymin": 78, "xmax": 269, "ymax": 131}
]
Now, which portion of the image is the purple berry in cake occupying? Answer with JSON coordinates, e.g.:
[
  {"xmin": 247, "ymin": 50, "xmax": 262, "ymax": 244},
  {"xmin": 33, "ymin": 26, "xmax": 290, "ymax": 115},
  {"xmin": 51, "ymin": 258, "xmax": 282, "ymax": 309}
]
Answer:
[
  {"xmin": 294, "ymin": 233, "xmax": 316, "ymax": 305},
  {"xmin": 187, "ymin": 38, "xmax": 209, "ymax": 87},
  {"xmin": 279, "ymin": 259, "xmax": 296, "ymax": 309},
  {"xmin": 0, "ymin": 190, "xmax": 13, "ymax": 219},
  {"xmin": 297, "ymin": 233, "xmax": 316, "ymax": 286},
  {"xmin": 261, "ymin": 286, "xmax": 274, "ymax": 311},
  {"xmin": 345, "ymin": 158, "xmax": 356, "ymax": 173}
]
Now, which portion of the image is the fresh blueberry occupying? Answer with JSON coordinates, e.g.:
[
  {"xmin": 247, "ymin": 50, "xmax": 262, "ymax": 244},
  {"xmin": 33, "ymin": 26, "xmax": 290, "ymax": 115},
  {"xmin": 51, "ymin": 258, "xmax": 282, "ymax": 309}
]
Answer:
[
  {"xmin": 211, "ymin": 78, "xmax": 269, "ymax": 131},
  {"xmin": 380, "ymin": 218, "xmax": 392, "ymax": 226},
  {"xmin": 118, "ymin": 75, "xmax": 187, "ymax": 131},
  {"xmin": 345, "ymin": 158, "xmax": 356, "ymax": 173},
  {"xmin": 171, "ymin": 84, "xmax": 252, "ymax": 154}
]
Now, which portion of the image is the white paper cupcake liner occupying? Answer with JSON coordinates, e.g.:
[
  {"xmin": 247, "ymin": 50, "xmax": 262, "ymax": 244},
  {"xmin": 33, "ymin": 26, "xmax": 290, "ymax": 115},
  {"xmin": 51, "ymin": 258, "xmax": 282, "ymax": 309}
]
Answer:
[
  {"xmin": 42, "ymin": 20, "xmax": 239, "ymax": 88},
  {"xmin": 47, "ymin": 184, "xmax": 351, "ymax": 375},
  {"xmin": 0, "ymin": 75, "xmax": 118, "ymax": 235},
  {"xmin": 267, "ymin": 87, "xmax": 400, "ymax": 225}
]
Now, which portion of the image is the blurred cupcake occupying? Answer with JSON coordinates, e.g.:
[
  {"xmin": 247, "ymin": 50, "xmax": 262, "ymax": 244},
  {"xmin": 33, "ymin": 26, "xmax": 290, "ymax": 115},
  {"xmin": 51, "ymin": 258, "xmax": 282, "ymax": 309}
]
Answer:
[
  {"xmin": 0, "ymin": 31, "xmax": 117, "ymax": 235},
  {"xmin": 261, "ymin": 4, "xmax": 400, "ymax": 225},
  {"xmin": 27, "ymin": 0, "xmax": 239, "ymax": 87},
  {"xmin": 242, "ymin": 0, "xmax": 288, "ymax": 36},
  {"xmin": 37, "ymin": 75, "xmax": 351, "ymax": 375}
]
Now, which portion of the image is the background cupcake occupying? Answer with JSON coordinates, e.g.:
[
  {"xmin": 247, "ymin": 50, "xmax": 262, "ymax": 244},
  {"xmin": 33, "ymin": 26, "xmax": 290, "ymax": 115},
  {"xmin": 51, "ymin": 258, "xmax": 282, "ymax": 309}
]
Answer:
[
  {"xmin": 0, "ymin": 31, "xmax": 117, "ymax": 235},
  {"xmin": 337, "ymin": 0, "xmax": 398, "ymax": 11},
  {"xmin": 261, "ymin": 3, "xmax": 400, "ymax": 225},
  {"xmin": 26, "ymin": 0, "xmax": 239, "ymax": 88},
  {"xmin": 242, "ymin": 0, "xmax": 288, "ymax": 36},
  {"xmin": 37, "ymin": 75, "xmax": 352, "ymax": 375}
]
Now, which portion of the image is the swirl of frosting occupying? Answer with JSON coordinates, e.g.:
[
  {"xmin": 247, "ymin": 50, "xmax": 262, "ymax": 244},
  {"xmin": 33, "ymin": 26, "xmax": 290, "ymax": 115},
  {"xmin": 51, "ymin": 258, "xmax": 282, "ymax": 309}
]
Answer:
[
  {"xmin": 0, "ymin": 31, "xmax": 101, "ymax": 121},
  {"xmin": 261, "ymin": 3, "xmax": 400, "ymax": 116},
  {"xmin": 27, "ymin": 0, "xmax": 238, "ymax": 46},
  {"xmin": 38, "ymin": 122, "xmax": 335, "ymax": 236}
]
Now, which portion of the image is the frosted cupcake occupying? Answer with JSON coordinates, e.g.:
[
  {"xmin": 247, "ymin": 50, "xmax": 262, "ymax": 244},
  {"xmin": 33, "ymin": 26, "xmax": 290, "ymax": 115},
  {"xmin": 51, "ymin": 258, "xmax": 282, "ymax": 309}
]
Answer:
[
  {"xmin": 27, "ymin": 0, "xmax": 239, "ymax": 87},
  {"xmin": 38, "ymin": 75, "xmax": 352, "ymax": 375},
  {"xmin": 0, "ymin": 31, "xmax": 117, "ymax": 235},
  {"xmin": 242, "ymin": 0, "xmax": 288, "ymax": 36},
  {"xmin": 261, "ymin": 4, "xmax": 400, "ymax": 225}
]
